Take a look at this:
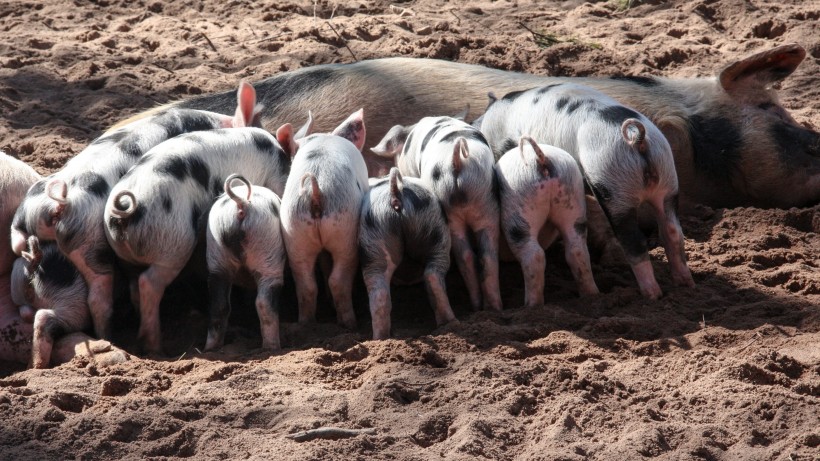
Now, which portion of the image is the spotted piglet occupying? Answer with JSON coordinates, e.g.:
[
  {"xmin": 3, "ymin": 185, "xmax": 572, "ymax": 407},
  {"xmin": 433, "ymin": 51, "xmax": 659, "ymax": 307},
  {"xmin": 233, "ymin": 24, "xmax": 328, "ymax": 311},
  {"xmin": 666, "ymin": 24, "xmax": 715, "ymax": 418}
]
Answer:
[
  {"xmin": 371, "ymin": 116, "xmax": 502, "ymax": 311},
  {"xmin": 360, "ymin": 167, "xmax": 456, "ymax": 339},
  {"xmin": 104, "ymin": 127, "xmax": 290, "ymax": 354},
  {"xmin": 11, "ymin": 82, "xmax": 262, "ymax": 342},
  {"xmin": 496, "ymin": 137, "xmax": 598, "ymax": 307},
  {"xmin": 280, "ymin": 110, "xmax": 369, "ymax": 330},
  {"xmin": 10, "ymin": 237, "xmax": 89, "ymax": 368},
  {"xmin": 479, "ymin": 83, "xmax": 694, "ymax": 299},
  {"xmin": 205, "ymin": 174, "xmax": 285, "ymax": 351}
]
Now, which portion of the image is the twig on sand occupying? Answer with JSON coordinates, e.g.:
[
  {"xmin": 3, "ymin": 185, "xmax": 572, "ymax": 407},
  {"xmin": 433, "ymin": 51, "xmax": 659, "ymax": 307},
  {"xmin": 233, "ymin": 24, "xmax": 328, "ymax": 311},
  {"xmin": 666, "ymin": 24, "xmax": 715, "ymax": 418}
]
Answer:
[
  {"xmin": 735, "ymin": 332, "xmax": 762, "ymax": 355},
  {"xmin": 151, "ymin": 62, "xmax": 175, "ymax": 73},
  {"xmin": 285, "ymin": 427, "xmax": 376, "ymax": 442},
  {"xmin": 326, "ymin": 21, "xmax": 358, "ymax": 62},
  {"xmin": 449, "ymin": 10, "xmax": 461, "ymax": 25},
  {"xmin": 518, "ymin": 21, "xmax": 561, "ymax": 47},
  {"xmin": 199, "ymin": 32, "xmax": 218, "ymax": 52}
]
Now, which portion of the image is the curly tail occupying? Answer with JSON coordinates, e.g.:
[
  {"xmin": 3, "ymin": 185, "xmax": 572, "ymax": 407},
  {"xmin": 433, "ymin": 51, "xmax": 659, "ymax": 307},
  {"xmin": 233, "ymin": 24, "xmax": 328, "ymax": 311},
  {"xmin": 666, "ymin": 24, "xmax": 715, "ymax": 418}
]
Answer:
[
  {"xmin": 110, "ymin": 190, "xmax": 137, "ymax": 219},
  {"xmin": 518, "ymin": 135, "xmax": 552, "ymax": 178},
  {"xmin": 225, "ymin": 174, "xmax": 252, "ymax": 220},
  {"xmin": 621, "ymin": 118, "xmax": 647, "ymax": 155}
]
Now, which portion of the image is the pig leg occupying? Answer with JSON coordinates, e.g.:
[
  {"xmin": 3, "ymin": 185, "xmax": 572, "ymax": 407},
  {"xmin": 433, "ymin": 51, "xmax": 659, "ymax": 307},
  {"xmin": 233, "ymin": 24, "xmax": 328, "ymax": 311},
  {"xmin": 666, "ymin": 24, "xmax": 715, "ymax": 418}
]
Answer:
[
  {"xmin": 609, "ymin": 208, "xmax": 662, "ymax": 299},
  {"xmin": 558, "ymin": 219, "xmax": 599, "ymax": 296},
  {"xmin": 137, "ymin": 263, "xmax": 184, "ymax": 355},
  {"xmin": 31, "ymin": 309, "xmax": 62, "ymax": 368},
  {"xmin": 255, "ymin": 277, "xmax": 284, "ymax": 351},
  {"xmin": 507, "ymin": 229, "xmax": 546, "ymax": 309},
  {"xmin": 362, "ymin": 243, "xmax": 397, "ymax": 340},
  {"xmin": 473, "ymin": 217, "xmax": 503, "ymax": 311},
  {"xmin": 652, "ymin": 199, "xmax": 695, "ymax": 288},
  {"xmin": 288, "ymin": 242, "xmax": 321, "ymax": 325},
  {"xmin": 449, "ymin": 219, "xmax": 482, "ymax": 310},
  {"xmin": 325, "ymin": 238, "xmax": 359, "ymax": 330},
  {"xmin": 423, "ymin": 265, "xmax": 456, "ymax": 326},
  {"xmin": 0, "ymin": 275, "xmax": 33, "ymax": 363},
  {"xmin": 205, "ymin": 272, "xmax": 233, "ymax": 351}
]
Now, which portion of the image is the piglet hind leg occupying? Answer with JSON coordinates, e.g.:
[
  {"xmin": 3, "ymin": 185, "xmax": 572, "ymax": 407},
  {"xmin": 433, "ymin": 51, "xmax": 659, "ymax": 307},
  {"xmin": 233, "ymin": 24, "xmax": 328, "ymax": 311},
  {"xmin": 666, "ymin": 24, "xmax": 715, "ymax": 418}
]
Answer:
[
  {"xmin": 255, "ymin": 278, "xmax": 284, "ymax": 351},
  {"xmin": 289, "ymin": 248, "xmax": 321, "ymax": 325},
  {"xmin": 68, "ymin": 249, "xmax": 115, "ymax": 340},
  {"xmin": 449, "ymin": 220, "xmax": 482, "ymax": 310},
  {"xmin": 364, "ymin": 269, "xmax": 394, "ymax": 340},
  {"xmin": 326, "ymin": 247, "xmax": 359, "ymax": 330},
  {"xmin": 474, "ymin": 224, "xmax": 503, "ymax": 311},
  {"xmin": 137, "ymin": 264, "xmax": 184, "ymax": 356},
  {"xmin": 559, "ymin": 220, "xmax": 599, "ymax": 297},
  {"xmin": 204, "ymin": 272, "xmax": 233, "ymax": 351},
  {"xmin": 507, "ymin": 231, "xmax": 546, "ymax": 310},
  {"xmin": 424, "ymin": 265, "xmax": 457, "ymax": 327}
]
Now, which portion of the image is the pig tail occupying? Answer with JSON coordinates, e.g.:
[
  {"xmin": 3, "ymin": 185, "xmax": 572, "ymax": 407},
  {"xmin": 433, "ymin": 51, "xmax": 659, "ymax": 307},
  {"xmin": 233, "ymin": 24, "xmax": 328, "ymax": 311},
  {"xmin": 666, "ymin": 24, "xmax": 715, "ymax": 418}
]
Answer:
[
  {"xmin": 110, "ymin": 190, "xmax": 137, "ymax": 218},
  {"xmin": 225, "ymin": 174, "xmax": 252, "ymax": 220},
  {"xmin": 300, "ymin": 173, "xmax": 323, "ymax": 219},
  {"xmin": 45, "ymin": 179, "xmax": 68, "ymax": 205},
  {"xmin": 519, "ymin": 136, "xmax": 552, "ymax": 177},
  {"xmin": 389, "ymin": 167, "xmax": 403, "ymax": 213},
  {"xmin": 621, "ymin": 119, "xmax": 647, "ymax": 155},
  {"xmin": 452, "ymin": 137, "xmax": 470, "ymax": 175}
]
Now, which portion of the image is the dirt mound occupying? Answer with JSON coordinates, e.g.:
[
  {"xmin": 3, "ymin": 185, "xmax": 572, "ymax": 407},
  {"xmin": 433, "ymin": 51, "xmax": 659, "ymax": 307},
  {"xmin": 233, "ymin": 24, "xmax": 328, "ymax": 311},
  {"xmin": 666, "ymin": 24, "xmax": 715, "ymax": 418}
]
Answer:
[{"xmin": 1, "ymin": 0, "xmax": 818, "ymax": 459}]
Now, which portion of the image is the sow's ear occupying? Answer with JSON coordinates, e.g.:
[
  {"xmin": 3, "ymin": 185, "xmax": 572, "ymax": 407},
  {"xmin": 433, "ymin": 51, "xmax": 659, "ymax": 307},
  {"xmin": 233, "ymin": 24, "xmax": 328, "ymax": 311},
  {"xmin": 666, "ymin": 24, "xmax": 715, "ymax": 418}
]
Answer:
[{"xmin": 719, "ymin": 44, "xmax": 806, "ymax": 93}]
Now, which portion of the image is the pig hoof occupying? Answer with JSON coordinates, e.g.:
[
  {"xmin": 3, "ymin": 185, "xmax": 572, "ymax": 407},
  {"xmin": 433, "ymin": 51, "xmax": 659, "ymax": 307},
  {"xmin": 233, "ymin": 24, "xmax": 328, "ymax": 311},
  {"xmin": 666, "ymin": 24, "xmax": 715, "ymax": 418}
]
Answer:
[
  {"xmin": 640, "ymin": 286, "xmax": 663, "ymax": 300},
  {"xmin": 673, "ymin": 274, "xmax": 696, "ymax": 288}
]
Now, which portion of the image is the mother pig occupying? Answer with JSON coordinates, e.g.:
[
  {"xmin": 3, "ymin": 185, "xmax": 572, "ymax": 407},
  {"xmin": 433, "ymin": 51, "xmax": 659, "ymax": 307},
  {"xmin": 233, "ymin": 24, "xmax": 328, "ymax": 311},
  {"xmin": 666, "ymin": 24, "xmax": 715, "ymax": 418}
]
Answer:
[{"xmin": 120, "ymin": 44, "xmax": 819, "ymax": 210}]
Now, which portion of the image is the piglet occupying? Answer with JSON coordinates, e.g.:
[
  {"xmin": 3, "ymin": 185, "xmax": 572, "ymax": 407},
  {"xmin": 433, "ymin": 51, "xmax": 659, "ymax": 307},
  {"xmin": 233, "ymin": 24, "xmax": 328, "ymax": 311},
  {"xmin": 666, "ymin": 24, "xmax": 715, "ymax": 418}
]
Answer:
[
  {"xmin": 479, "ymin": 83, "xmax": 694, "ymax": 299},
  {"xmin": 11, "ymin": 82, "xmax": 262, "ymax": 343},
  {"xmin": 280, "ymin": 110, "xmax": 369, "ymax": 330},
  {"xmin": 495, "ymin": 137, "xmax": 598, "ymax": 307},
  {"xmin": 372, "ymin": 116, "xmax": 502, "ymax": 311},
  {"xmin": 205, "ymin": 174, "xmax": 286, "ymax": 351},
  {"xmin": 104, "ymin": 127, "xmax": 290, "ymax": 354},
  {"xmin": 360, "ymin": 167, "xmax": 456, "ymax": 339},
  {"xmin": 11, "ymin": 237, "xmax": 90, "ymax": 368}
]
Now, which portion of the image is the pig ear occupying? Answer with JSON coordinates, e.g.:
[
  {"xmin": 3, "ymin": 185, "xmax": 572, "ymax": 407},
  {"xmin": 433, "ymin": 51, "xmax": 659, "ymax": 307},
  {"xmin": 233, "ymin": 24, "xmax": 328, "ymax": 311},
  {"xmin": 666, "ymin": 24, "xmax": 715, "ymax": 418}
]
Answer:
[
  {"xmin": 232, "ymin": 81, "xmax": 261, "ymax": 128},
  {"xmin": 719, "ymin": 44, "xmax": 806, "ymax": 92},
  {"xmin": 332, "ymin": 109, "xmax": 366, "ymax": 151},
  {"xmin": 452, "ymin": 104, "xmax": 470, "ymax": 121},
  {"xmin": 371, "ymin": 124, "xmax": 411, "ymax": 158},
  {"xmin": 294, "ymin": 111, "xmax": 315, "ymax": 140},
  {"xmin": 276, "ymin": 123, "xmax": 299, "ymax": 158}
]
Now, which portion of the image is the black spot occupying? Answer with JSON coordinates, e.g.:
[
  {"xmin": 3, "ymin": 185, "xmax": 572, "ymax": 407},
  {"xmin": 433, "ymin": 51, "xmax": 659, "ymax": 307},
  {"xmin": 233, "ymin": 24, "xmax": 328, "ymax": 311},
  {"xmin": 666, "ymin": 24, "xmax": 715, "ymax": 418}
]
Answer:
[
  {"xmin": 420, "ymin": 124, "xmax": 446, "ymax": 152},
  {"xmin": 155, "ymin": 156, "xmax": 189, "ymax": 180},
  {"xmin": 508, "ymin": 213, "xmax": 530, "ymax": 245},
  {"xmin": 178, "ymin": 110, "xmax": 220, "ymax": 134},
  {"xmin": 404, "ymin": 130, "xmax": 415, "ymax": 153},
  {"xmin": 610, "ymin": 209, "xmax": 648, "ymax": 260},
  {"xmin": 598, "ymin": 105, "xmax": 641, "ymax": 125},
  {"xmin": 305, "ymin": 149, "xmax": 323, "ymax": 161},
  {"xmin": 161, "ymin": 193, "xmax": 172, "ymax": 212},
  {"xmin": 588, "ymin": 181, "xmax": 613, "ymax": 203},
  {"xmin": 757, "ymin": 102, "xmax": 776, "ymax": 111},
  {"xmin": 336, "ymin": 119, "xmax": 363, "ymax": 145},
  {"xmin": 223, "ymin": 227, "xmax": 245, "ymax": 259},
  {"xmin": 211, "ymin": 178, "xmax": 223, "ymax": 197},
  {"xmin": 502, "ymin": 89, "xmax": 527, "ymax": 101},
  {"xmin": 574, "ymin": 220, "xmax": 588, "ymax": 237},
  {"xmin": 402, "ymin": 185, "xmax": 432, "ymax": 210},
  {"xmin": 555, "ymin": 97, "xmax": 570, "ymax": 111},
  {"xmin": 44, "ymin": 321, "xmax": 66, "ymax": 341},
  {"xmin": 431, "ymin": 165, "xmax": 442, "ymax": 182},
  {"xmin": 687, "ymin": 114, "xmax": 743, "ymax": 182},
  {"xmin": 269, "ymin": 201, "xmax": 279, "ymax": 219},
  {"xmin": 491, "ymin": 168, "xmax": 501, "ymax": 203},
  {"xmin": 566, "ymin": 100, "xmax": 588, "ymax": 114},
  {"xmin": 252, "ymin": 131, "xmax": 276, "ymax": 154},
  {"xmin": 440, "ymin": 129, "xmax": 489, "ymax": 146},
  {"xmin": 449, "ymin": 187, "xmax": 469, "ymax": 207},
  {"xmin": 186, "ymin": 156, "xmax": 211, "ymax": 189},
  {"xmin": 434, "ymin": 117, "xmax": 449, "ymax": 126},
  {"xmin": 128, "ymin": 203, "xmax": 146, "ymax": 228},
  {"xmin": 500, "ymin": 138, "xmax": 517, "ymax": 155},
  {"xmin": 95, "ymin": 129, "xmax": 128, "ymax": 145},
  {"xmin": 609, "ymin": 75, "xmax": 659, "ymax": 87},
  {"xmin": 533, "ymin": 97, "xmax": 540, "ymax": 105},
  {"xmin": 118, "ymin": 137, "xmax": 143, "ymax": 158},
  {"xmin": 37, "ymin": 249, "xmax": 79, "ymax": 289},
  {"xmin": 537, "ymin": 84, "xmax": 563, "ymax": 94},
  {"xmin": 72, "ymin": 172, "xmax": 109, "ymax": 198},
  {"xmin": 266, "ymin": 283, "xmax": 283, "ymax": 314},
  {"xmin": 87, "ymin": 245, "xmax": 116, "ymax": 274},
  {"xmin": 190, "ymin": 205, "xmax": 203, "ymax": 233}
]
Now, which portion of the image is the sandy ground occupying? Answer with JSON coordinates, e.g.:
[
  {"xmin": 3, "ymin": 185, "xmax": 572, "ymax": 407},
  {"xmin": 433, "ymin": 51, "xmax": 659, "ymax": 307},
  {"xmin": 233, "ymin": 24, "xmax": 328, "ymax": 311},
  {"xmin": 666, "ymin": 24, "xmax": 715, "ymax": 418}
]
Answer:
[{"xmin": 1, "ymin": 0, "xmax": 819, "ymax": 459}]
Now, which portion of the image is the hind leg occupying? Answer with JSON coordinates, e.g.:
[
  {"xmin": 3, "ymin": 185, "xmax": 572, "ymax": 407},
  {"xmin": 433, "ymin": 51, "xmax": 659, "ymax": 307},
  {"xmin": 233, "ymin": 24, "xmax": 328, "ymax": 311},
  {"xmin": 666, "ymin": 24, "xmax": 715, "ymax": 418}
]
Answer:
[
  {"xmin": 473, "ymin": 214, "xmax": 502, "ymax": 311},
  {"xmin": 255, "ymin": 278, "xmax": 284, "ymax": 350},
  {"xmin": 653, "ymin": 198, "xmax": 695, "ymax": 288},
  {"xmin": 558, "ymin": 219, "xmax": 599, "ymax": 297},
  {"xmin": 137, "ymin": 263, "xmax": 184, "ymax": 355},
  {"xmin": 449, "ymin": 219, "xmax": 482, "ymax": 310},
  {"xmin": 609, "ymin": 209, "xmax": 661, "ymax": 299},
  {"xmin": 326, "ymin": 235, "xmax": 359, "ymax": 330},
  {"xmin": 31, "ymin": 309, "xmax": 62, "ymax": 368},
  {"xmin": 204, "ymin": 271, "xmax": 233, "ymax": 351}
]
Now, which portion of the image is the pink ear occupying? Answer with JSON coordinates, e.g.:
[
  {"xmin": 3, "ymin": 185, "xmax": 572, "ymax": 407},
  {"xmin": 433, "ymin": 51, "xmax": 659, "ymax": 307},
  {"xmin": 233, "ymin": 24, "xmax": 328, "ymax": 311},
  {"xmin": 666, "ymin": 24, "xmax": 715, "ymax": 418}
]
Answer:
[
  {"xmin": 719, "ymin": 44, "xmax": 806, "ymax": 92},
  {"xmin": 331, "ymin": 108, "xmax": 366, "ymax": 151},
  {"xmin": 232, "ymin": 81, "xmax": 258, "ymax": 127},
  {"xmin": 276, "ymin": 123, "xmax": 298, "ymax": 158}
]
